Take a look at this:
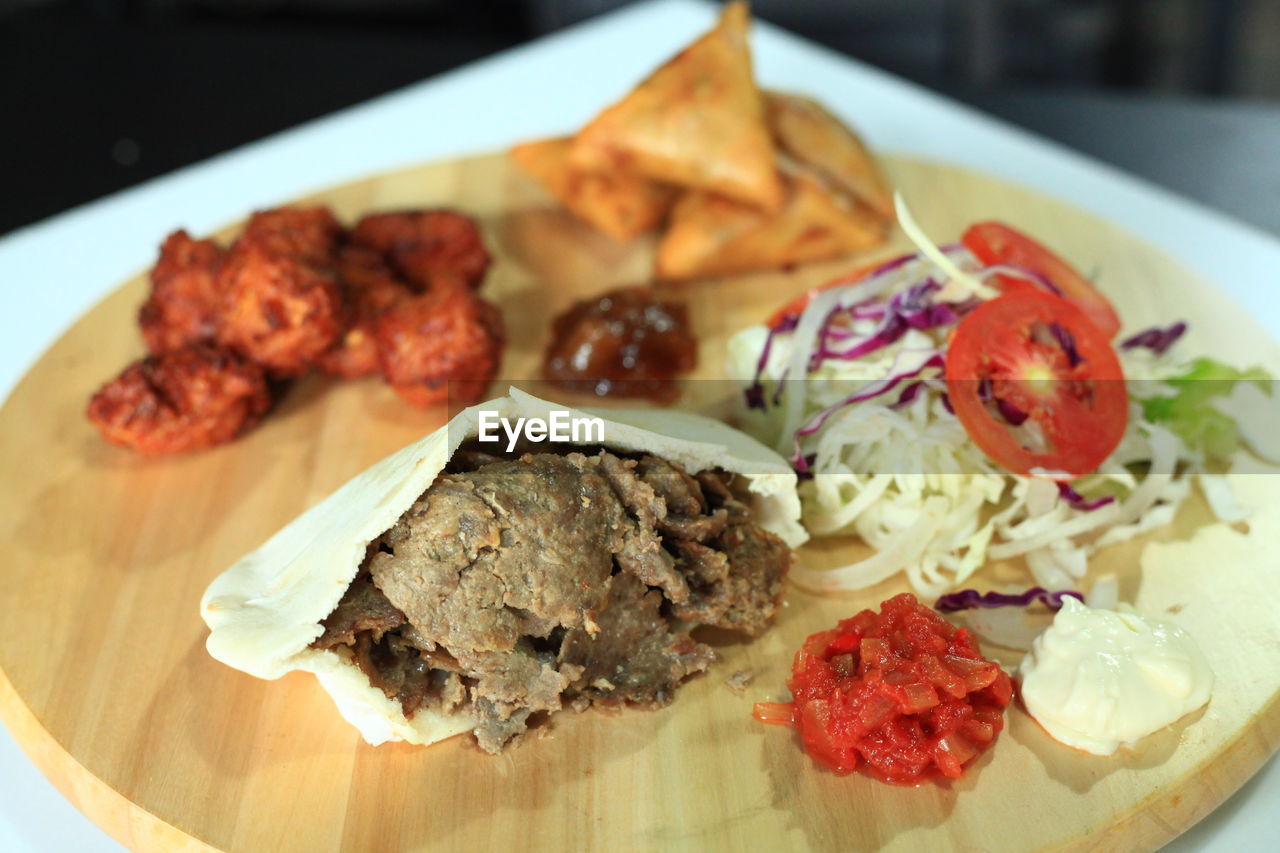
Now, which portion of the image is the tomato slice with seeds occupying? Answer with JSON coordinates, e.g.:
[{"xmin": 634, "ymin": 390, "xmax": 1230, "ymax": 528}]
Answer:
[
  {"xmin": 962, "ymin": 222, "xmax": 1122, "ymax": 339},
  {"xmin": 945, "ymin": 290, "xmax": 1128, "ymax": 477}
]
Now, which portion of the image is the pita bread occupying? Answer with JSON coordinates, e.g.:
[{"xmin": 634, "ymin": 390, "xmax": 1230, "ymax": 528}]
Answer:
[
  {"xmin": 764, "ymin": 90, "xmax": 895, "ymax": 221},
  {"xmin": 509, "ymin": 137, "xmax": 675, "ymax": 241},
  {"xmin": 656, "ymin": 164, "xmax": 888, "ymax": 280},
  {"xmin": 201, "ymin": 388, "xmax": 806, "ymax": 746},
  {"xmin": 570, "ymin": 2, "xmax": 782, "ymax": 211}
]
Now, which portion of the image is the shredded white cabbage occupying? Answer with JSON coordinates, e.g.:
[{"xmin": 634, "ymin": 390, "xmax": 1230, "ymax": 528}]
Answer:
[
  {"xmin": 894, "ymin": 193, "xmax": 998, "ymax": 301},
  {"xmin": 1087, "ymin": 574, "xmax": 1120, "ymax": 610},
  {"xmin": 1213, "ymin": 381, "xmax": 1280, "ymax": 463}
]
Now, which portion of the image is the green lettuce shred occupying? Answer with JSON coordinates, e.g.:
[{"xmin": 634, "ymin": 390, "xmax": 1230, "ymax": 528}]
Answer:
[{"xmin": 1140, "ymin": 358, "xmax": 1270, "ymax": 461}]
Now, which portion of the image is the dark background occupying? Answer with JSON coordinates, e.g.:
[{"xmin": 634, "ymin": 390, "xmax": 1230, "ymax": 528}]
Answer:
[{"xmin": 3, "ymin": 0, "xmax": 1277, "ymax": 237}]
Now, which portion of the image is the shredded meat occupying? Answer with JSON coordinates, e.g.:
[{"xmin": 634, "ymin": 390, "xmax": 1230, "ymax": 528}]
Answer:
[
  {"xmin": 350, "ymin": 633, "xmax": 469, "ymax": 718},
  {"xmin": 558, "ymin": 572, "xmax": 714, "ymax": 708},
  {"xmin": 367, "ymin": 454, "xmax": 629, "ymax": 650},
  {"xmin": 312, "ymin": 448, "xmax": 793, "ymax": 753},
  {"xmin": 459, "ymin": 643, "xmax": 582, "ymax": 753},
  {"xmin": 638, "ymin": 455, "xmax": 707, "ymax": 517},
  {"xmin": 672, "ymin": 524, "xmax": 791, "ymax": 636},
  {"xmin": 312, "ymin": 576, "xmax": 406, "ymax": 649},
  {"xmin": 591, "ymin": 453, "xmax": 689, "ymax": 603},
  {"xmin": 640, "ymin": 456, "xmax": 730, "ymax": 541}
]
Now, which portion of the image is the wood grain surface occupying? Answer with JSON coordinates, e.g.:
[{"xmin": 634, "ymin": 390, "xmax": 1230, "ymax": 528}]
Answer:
[{"xmin": 1, "ymin": 153, "xmax": 1279, "ymax": 853}]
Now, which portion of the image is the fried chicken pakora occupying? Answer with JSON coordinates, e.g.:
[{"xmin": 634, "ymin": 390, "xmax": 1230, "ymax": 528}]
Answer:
[
  {"xmin": 350, "ymin": 210, "xmax": 490, "ymax": 290},
  {"xmin": 86, "ymin": 344, "xmax": 272, "ymax": 454},
  {"xmin": 215, "ymin": 241, "xmax": 345, "ymax": 377},
  {"xmin": 318, "ymin": 246, "xmax": 414, "ymax": 379},
  {"xmin": 138, "ymin": 230, "xmax": 224, "ymax": 355},
  {"xmin": 238, "ymin": 206, "xmax": 343, "ymax": 267},
  {"xmin": 95, "ymin": 204, "xmax": 500, "ymax": 454},
  {"xmin": 375, "ymin": 278, "xmax": 505, "ymax": 407}
]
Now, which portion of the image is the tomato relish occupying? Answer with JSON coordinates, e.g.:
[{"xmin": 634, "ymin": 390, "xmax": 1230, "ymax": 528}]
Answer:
[{"xmin": 754, "ymin": 593, "xmax": 1013, "ymax": 783}]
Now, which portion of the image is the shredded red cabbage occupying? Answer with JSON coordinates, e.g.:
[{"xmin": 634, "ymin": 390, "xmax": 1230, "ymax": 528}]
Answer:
[
  {"xmin": 1048, "ymin": 322, "xmax": 1082, "ymax": 367},
  {"xmin": 745, "ymin": 246, "xmax": 978, "ymax": 431},
  {"xmin": 889, "ymin": 380, "xmax": 925, "ymax": 410},
  {"xmin": 1056, "ymin": 481, "xmax": 1116, "ymax": 511},
  {"xmin": 797, "ymin": 453, "xmax": 817, "ymax": 481},
  {"xmin": 934, "ymin": 587, "xmax": 1084, "ymax": 613},
  {"xmin": 863, "ymin": 250, "xmax": 921, "ymax": 279},
  {"xmin": 1120, "ymin": 321, "xmax": 1187, "ymax": 355},
  {"xmin": 854, "ymin": 246, "xmax": 965, "ymax": 285},
  {"xmin": 821, "ymin": 306, "xmax": 886, "ymax": 340},
  {"xmin": 972, "ymin": 385, "xmax": 1030, "ymax": 425},
  {"xmin": 995, "ymin": 397, "xmax": 1029, "ymax": 426},
  {"xmin": 748, "ymin": 274, "xmax": 968, "ymax": 414},
  {"xmin": 791, "ymin": 352, "xmax": 945, "ymax": 472},
  {"xmin": 811, "ymin": 280, "xmax": 965, "ymax": 368},
  {"xmin": 977, "ymin": 263, "xmax": 1064, "ymax": 296},
  {"xmin": 975, "ymin": 373, "xmax": 1031, "ymax": 426},
  {"xmin": 768, "ymin": 250, "xmax": 921, "ymax": 330},
  {"xmin": 744, "ymin": 314, "xmax": 799, "ymax": 411}
]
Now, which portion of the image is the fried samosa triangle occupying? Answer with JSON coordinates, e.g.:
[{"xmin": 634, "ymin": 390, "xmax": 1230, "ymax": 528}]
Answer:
[
  {"xmin": 765, "ymin": 90, "xmax": 895, "ymax": 221},
  {"xmin": 656, "ymin": 166, "xmax": 888, "ymax": 281},
  {"xmin": 201, "ymin": 389, "xmax": 807, "ymax": 753},
  {"xmin": 509, "ymin": 137, "xmax": 676, "ymax": 241},
  {"xmin": 570, "ymin": 1, "xmax": 782, "ymax": 212}
]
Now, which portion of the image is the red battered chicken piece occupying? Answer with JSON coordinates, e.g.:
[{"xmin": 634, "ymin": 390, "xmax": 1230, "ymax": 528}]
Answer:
[
  {"xmin": 238, "ymin": 206, "xmax": 343, "ymax": 267},
  {"xmin": 86, "ymin": 344, "xmax": 272, "ymax": 454},
  {"xmin": 332, "ymin": 243, "xmax": 406, "ymax": 293},
  {"xmin": 138, "ymin": 230, "xmax": 224, "ymax": 355},
  {"xmin": 319, "ymin": 246, "xmax": 414, "ymax": 379},
  {"xmin": 375, "ymin": 279, "xmax": 505, "ymax": 407},
  {"xmin": 215, "ymin": 241, "xmax": 345, "ymax": 377},
  {"xmin": 350, "ymin": 210, "xmax": 491, "ymax": 290}
]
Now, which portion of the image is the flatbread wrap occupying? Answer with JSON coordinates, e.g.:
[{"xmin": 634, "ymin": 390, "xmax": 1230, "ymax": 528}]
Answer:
[{"xmin": 201, "ymin": 388, "xmax": 806, "ymax": 752}]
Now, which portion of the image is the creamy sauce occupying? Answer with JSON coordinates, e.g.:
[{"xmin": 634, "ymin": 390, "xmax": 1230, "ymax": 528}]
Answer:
[{"xmin": 1018, "ymin": 597, "xmax": 1213, "ymax": 755}]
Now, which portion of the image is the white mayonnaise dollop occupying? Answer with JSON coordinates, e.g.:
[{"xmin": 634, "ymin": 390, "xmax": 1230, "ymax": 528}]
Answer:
[{"xmin": 1018, "ymin": 597, "xmax": 1213, "ymax": 755}]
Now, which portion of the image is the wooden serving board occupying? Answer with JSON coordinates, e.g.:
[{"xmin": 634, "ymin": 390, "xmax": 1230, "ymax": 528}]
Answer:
[{"xmin": 2, "ymin": 153, "xmax": 1279, "ymax": 853}]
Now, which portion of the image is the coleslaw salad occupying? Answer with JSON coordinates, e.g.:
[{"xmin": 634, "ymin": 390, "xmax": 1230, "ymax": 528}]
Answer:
[{"xmin": 726, "ymin": 195, "xmax": 1277, "ymax": 600}]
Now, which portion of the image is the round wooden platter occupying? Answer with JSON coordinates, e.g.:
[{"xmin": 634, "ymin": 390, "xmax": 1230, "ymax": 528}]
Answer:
[{"xmin": 2, "ymin": 153, "xmax": 1280, "ymax": 853}]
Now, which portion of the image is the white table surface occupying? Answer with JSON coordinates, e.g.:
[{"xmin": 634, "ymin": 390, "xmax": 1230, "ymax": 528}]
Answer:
[{"xmin": 1, "ymin": 1, "xmax": 1276, "ymax": 849}]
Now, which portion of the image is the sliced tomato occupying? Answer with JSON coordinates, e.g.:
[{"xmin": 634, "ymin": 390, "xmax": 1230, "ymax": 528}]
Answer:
[
  {"xmin": 766, "ymin": 258, "xmax": 892, "ymax": 329},
  {"xmin": 962, "ymin": 222, "xmax": 1121, "ymax": 338},
  {"xmin": 945, "ymin": 290, "xmax": 1127, "ymax": 477}
]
